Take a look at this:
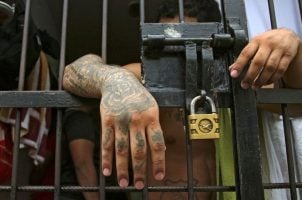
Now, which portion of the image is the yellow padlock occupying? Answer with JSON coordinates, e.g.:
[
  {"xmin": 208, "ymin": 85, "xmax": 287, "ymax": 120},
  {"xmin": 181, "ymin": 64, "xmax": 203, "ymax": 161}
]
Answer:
[{"xmin": 188, "ymin": 95, "xmax": 220, "ymax": 139}]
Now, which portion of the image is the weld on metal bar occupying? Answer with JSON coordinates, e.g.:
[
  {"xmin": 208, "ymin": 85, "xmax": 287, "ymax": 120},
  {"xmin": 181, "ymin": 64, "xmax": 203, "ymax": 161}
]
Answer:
[
  {"xmin": 0, "ymin": 185, "xmax": 237, "ymax": 192},
  {"xmin": 4, "ymin": 183, "xmax": 302, "ymax": 192}
]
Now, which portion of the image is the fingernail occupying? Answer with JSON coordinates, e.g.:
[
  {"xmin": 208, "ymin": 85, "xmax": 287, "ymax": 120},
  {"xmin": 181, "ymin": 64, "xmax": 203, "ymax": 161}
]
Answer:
[
  {"xmin": 155, "ymin": 172, "xmax": 164, "ymax": 180},
  {"xmin": 135, "ymin": 181, "xmax": 145, "ymax": 190},
  {"xmin": 241, "ymin": 82, "xmax": 250, "ymax": 89},
  {"xmin": 230, "ymin": 69, "xmax": 240, "ymax": 78},
  {"xmin": 228, "ymin": 64, "xmax": 234, "ymax": 70},
  {"xmin": 119, "ymin": 178, "xmax": 129, "ymax": 188},
  {"xmin": 103, "ymin": 168, "xmax": 111, "ymax": 176}
]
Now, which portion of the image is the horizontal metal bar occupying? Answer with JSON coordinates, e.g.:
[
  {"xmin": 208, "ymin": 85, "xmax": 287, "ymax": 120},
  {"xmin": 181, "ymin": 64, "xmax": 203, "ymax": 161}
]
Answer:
[
  {"xmin": 256, "ymin": 89, "xmax": 302, "ymax": 104},
  {"xmin": 0, "ymin": 88, "xmax": 300, "ymax": 108},
  {"xmin": 3, "ymin": 183, "xmax": 302, "ymax": 193},
  {"xmin": 0, "ymin": 91, "xmax": 98, "ymax": 107},
  {"xmin": 0, "ymin": 185, "xmax": 236, "ymax": 192},
  {"xmin": 263, "ymin": 182, "xmax": 302, "ymax": 189}
]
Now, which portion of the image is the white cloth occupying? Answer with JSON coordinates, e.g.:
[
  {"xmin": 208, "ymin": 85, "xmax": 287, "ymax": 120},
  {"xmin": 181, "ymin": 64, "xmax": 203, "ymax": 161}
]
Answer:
[
  {"xmin": 244, "ymin": 0, "xmax": 302, "ymax": 37},
  {"xmin": 261, "ymin": 111, "xmax": 302, "ymax": 200}
]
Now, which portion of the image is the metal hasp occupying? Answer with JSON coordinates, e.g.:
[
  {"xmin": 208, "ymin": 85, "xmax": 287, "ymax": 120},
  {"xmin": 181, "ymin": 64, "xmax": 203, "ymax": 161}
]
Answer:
[{"xmin": 141, "ymin": 22, "xmax": 236, "ymax": 107}]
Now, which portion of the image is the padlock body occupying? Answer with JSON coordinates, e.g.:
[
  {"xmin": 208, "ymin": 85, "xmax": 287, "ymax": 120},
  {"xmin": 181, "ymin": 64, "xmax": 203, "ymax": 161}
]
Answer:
[{"xmin": 188, "ymin": 113, "xmax": 219, "ymax": 139}]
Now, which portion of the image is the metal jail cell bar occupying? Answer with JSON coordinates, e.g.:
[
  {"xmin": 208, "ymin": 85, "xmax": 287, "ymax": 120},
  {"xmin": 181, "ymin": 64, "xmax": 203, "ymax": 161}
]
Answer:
[
  {"xmin": 266, "ymin": 0, "xmax": 301, "ymax": 199},
  {"xmin": 0, "ymin": 1, "xmax": 302, "ymax": 200}
]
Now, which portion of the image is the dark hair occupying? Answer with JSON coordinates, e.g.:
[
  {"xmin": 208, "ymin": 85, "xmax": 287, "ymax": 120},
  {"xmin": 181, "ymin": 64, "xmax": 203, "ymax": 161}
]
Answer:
[{"xmin": 157, "ymin": 0, "xmax": 221, "ymax": 22}]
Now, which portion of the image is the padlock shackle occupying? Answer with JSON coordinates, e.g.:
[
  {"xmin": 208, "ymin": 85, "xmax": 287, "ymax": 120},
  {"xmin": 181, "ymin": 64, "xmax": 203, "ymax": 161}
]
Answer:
[
  {"xmin": 205, "ymin": 96, "xmax": 216, "ymax": 113},
  {"xmin": 190, "ymin": 95, "xmax": 217, "ymax": 114}
]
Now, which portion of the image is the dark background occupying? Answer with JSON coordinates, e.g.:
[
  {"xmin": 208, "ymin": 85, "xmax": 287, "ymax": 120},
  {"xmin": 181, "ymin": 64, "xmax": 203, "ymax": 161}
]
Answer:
[{"xmin": 35, "ymin": 0, "xmax": 163, "ymax": 66}]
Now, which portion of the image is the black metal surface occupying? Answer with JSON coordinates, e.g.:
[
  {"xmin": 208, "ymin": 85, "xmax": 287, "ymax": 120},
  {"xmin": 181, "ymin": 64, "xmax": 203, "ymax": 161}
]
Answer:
[
  {"xmin": 231, "ymin": 82, "xmax": 265, "ymax": 200},
  {"xmin": 281, "ymin": 105, "xmax": 298, "ymax": 199},
  {"xmin": 184, "ymin": 43, "xmax": 198, "ymax": 200},
  {"xmin": 223, "ymin": 0, "xmax": 265, "ymax": 199},
  {"xmin": 256, "ymin": 89, "xmax": 302, "ymax": 104},
  {"xmin": 0, "ymin": 91, "xmax": 98, "ymax": 107}
]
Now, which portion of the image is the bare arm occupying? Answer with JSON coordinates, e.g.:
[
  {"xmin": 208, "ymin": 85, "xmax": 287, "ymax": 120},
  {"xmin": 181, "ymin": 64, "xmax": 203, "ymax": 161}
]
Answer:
[
  {"xmin": 63, "ymin": 54, "xmax": 166, "ymax": 190},
  {"xmin": 69, "ymin": 139, "xmax": 99, "ymax": 200}
]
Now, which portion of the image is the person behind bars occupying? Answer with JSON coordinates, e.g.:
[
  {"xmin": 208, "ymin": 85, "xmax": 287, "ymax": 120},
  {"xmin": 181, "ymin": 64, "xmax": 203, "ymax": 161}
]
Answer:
[
  {"xmin": 61, "ymin": 0, "xmax": 221, "ymax": 200},
  {"xmin": 62, "ymin": 1, "xmax": 302, "ymax": 200}
]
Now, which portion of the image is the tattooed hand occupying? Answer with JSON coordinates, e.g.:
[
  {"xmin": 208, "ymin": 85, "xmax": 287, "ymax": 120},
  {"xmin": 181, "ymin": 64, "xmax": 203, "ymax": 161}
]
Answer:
[{"xmin": 63, "ymin": 54, "xmax": 166, "ymax": 190}]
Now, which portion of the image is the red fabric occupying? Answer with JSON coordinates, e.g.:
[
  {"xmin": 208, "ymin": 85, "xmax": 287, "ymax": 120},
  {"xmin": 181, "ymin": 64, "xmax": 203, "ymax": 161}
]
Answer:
[{"xmin": 0, "ymin": 122, "xmax": 13, "ymax": 183}]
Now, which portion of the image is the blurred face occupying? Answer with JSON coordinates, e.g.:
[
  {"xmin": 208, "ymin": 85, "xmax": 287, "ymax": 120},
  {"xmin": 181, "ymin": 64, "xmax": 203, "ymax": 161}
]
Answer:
[{"xmin": 159, "ymin": 15, "xmax": 198, "ymax": 23}]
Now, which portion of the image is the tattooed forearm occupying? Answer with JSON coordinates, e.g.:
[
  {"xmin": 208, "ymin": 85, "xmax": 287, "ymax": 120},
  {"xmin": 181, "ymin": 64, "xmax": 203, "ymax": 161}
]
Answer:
[
  {"xmin": 63, "ymin": 54, "xmax": 156, "ymax": 117},
  {"xmin": 63, "ymin": 54, "xmax": 122, "ymax": 98}
]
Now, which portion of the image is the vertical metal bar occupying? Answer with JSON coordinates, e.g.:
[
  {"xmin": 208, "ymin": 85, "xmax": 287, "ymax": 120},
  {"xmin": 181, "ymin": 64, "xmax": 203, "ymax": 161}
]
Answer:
[
  {"xmin": 281, "ymin": 107, "xmax": 298, "ymax": 199},
  {"xmin": 219, "ymin": 0, "xmax": 228, "ymax": 33},
  {"xmin": 140, "ymin": 0, "xmax": 145, "ymax": 25},
  {"xmin": 298, "ymin": 0, "xmax": 302, "ymax": 21},
  {"xmin": 231, "ymin": 80, "xmax": 264, "ymax": 200},
  {"xmin": 54, "ymin": 111, "xmax": 63, "ymax": 200},
  {"xmin": 99, "ymin": 0, "xmax": 108, "ymax": 199},
  {"xmin": 17, "ymin": 0, "xmax": 31, "ymax": 91},
  {"xmin": 10, "ymin": 111, "xmax": 22, "ymax": 200},
  {"xmin": 54, "ymin": 0, "xmax": 69, "ymax": 199},
  {"xmin": 101, "ymin": 0, "xmax": 108, "ymax": 63},
  {"xmin": 178, "ymin": 0, "xmax": 184, "ymax": 23},
  {"xmin": 267, "ymin": 0, "xmax": 277, "ymax": 28},
  {"xmin": 10, "ymin": 0, "xmax": 32, "ymax": 199},
  {"xmin": 58, "ymin": 0, "xmax": 68, "ymax": 90},
  {"xmin": 185, "ymin": 43, "xmax": 199, "ymax": 200},
  {"xmin": 223, "ymin": 0, "xmax": 264, "ymax": 199}
]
